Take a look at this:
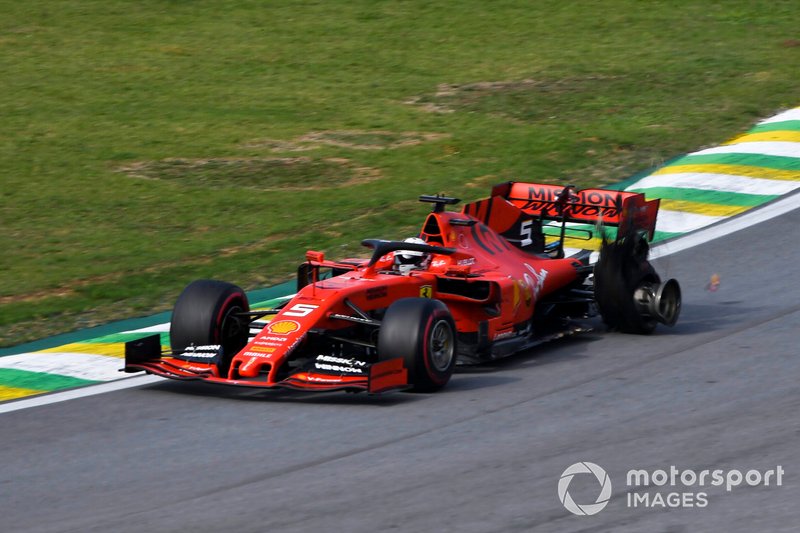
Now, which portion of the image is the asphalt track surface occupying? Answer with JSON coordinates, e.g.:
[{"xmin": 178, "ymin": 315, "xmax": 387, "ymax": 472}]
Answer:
[{"xmin": 2, "ymin": 208, "xmax": 799, "ymax": 532}]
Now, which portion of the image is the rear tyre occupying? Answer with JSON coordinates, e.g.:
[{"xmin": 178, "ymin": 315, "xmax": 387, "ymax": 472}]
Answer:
[
  {"xmin": 378, "ymin": 298, "xmax": 457, "ymax": 392},
  {"xmin": 169, "ymin": 280, "xmax": 250, "ymax": 376},
  {"xmin": 594, "ymin": 232, "xmax": 659, "ymax": 334}
]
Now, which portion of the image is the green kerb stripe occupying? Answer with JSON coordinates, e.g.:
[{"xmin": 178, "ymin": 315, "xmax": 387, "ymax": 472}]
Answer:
[
  {"xmin": 542, "ymin": 225, "xmax": 680, "ymax": 243},
  {"xmin": 251, "ymin": 296, "xmax": 291, "ymax": 308},
  {"xmin": 749, "ymin": 121, "xmax": 800, "ymax": 134},
  {"xmin": 627, "ymin": 187, "xmax": 777, "ymax": 207},
  {"xmin": 670, "ymin": 153, "xmax": 800, "ymax": 170},
  {"xmin": 0, "ymin": 368, "xmax": 99, "ymax": 391},
  {"xmin": 85, "ymin": 332, "xmax": 170, "ymax": 345}
]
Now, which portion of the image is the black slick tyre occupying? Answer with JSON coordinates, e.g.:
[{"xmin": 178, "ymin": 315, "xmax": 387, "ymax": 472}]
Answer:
[
  {"xmin": 378, "ymin": 298, "xmax": 457, "ymax": 392},
  {"xmin": 169, "ymin": 280, "xmax": 250, "ymax": 375}
]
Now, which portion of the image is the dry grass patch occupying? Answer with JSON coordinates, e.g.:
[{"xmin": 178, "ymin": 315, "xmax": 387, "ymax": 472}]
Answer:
[
  {"xmin": 406, "ymin": 77, "xmax": 619, "ymax": 121},
  {"xmin": 242, "ymin": 130, "xmax": 450, "ymax": 151},
  {"xmin": 118, "ymin": 156, "xmax": 380, "ymax": 191}
]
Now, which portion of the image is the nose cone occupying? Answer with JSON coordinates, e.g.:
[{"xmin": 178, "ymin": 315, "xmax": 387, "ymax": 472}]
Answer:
[{"xmin": 238, "ymin": 357, "xmax": 262, "ymax": 378}]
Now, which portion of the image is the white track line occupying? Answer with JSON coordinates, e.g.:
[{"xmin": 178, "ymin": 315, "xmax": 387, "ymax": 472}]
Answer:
[
  {"xmin": 0, "ymin": 352, "xmax": 127, "ymax": 382},
  {"xmin": 655, "ymin": 209, "xmax": 728, "ymax": 234},
  {"xmin": 693, "ymin": 142, "xmax": 800, "ymax": 159},
  {"xmin": 633, "ymin": 172, "xmax": 800, "ymax": 196},
  {"xmin": 0, "ymin": 375, "xmax": 163, "ymax": 414},
  {"xmin": 650, "ymin": 191, "xmax": 800, "ymax": 259},
  {"xmin": 759, "ymin": 108, "xmax": 800, "ymax": 124},
  {"xmin": 2, "ymin": 192, "xmax": 799, "ymax": 414}
]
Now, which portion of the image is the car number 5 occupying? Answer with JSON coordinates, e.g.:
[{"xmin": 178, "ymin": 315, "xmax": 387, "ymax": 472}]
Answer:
[{"xmin": 283, "ymin": 303, "xmax": 319, "ymax": 317}]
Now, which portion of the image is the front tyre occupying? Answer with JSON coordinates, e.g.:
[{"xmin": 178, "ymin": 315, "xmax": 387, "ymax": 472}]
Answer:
[
  {"xmin": 169, "ymin": 280, "xmax": 250, "ymax": 376},
  {"xmin": 378, "ymin": 298, "xmax": 457, "ymax": 392}
]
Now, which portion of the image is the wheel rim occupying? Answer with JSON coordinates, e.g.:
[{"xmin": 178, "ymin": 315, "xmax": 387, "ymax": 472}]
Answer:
[
  {"xmin": 219, "ymin": 304, "xmax": 247, "ymax": 352},
  {"xmin": 429, "ymin": 319, "xmax": 454, "ymax": 372}
]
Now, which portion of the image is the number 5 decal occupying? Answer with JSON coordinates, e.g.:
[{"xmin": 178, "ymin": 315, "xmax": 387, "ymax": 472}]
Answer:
[
  {"xmin": 520, "ymin": 220, "xmax": 533, "ymax": 247},
  {"xmin": 283, "ymin": 303, "xmax": 319, "ymax": 317}
]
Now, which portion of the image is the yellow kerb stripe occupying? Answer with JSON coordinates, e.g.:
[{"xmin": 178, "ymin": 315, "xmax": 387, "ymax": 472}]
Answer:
[
  {"xmin": 724, "ymin": 131, "xmax": 800, "ymax": 145},
  {"xmin": 561, "ymin": 237, "xmax": 604, "ymax": 251},
  {"xmin": 0, "ymin": 385, "xmax": 43, "ymax": 401},
  {"xmin": 654, "ymin": 164, "xmax": 800, "ymax": 182},
  {"xmin": 659, "ymin": 199, "xmax": 748, "ymax": 217},
  {"xmin": 40, "ymin": 342, "xmax": 129, "ymax": 358}
]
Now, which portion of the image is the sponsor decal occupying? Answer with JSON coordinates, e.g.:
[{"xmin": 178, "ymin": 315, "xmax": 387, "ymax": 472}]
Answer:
[
  {"xmin": 471, "ymin": 222, "xmax": 509, "ymax": 256},
  {"xmin": 419, "ymin": 285, "xmax": 433, "ymax": 298},
  {"xmin": 317, "ymin": 355, "xmax": 366, "ymax": 366},
  {"xmin": 519, "ymin": 187, "xmax": 621, "ymax": 218},
  {"xmin": 267, "ymin": 320, "xmax": 300, "ymax": 335},
  {"xmin": 182, "ymin": 364, "xmax": 216, "ymax": 373},
  {"xmin": 254, "ymin": 340, "xmax": 284, "ymax": 348},
  {"xmin": 493, "ymin": 330, "xmax": 518, "ymax": 341},
  {"xmin": 255, "ymin": 336, "xmax": 290, "ymax": 344},
  {"xmin": 180, "ymin": 351, "xmax": 217, "ymax": 359},
  {"xmin": 243, "ymin": 351, "xmax": 272, "ymax": 358},
  {"xmin": 285, "ymin": 334, "xmax": 305, "ymax": 354},
  {"xmin": 315, "ymin": 363, "xmax": 364, "ymax": 373},
  {"xmin": 366, "ymin": 286, "xmax": 388, "ymax": 300},
  {"xmin": 184, "ymin": 345, "xmax": 221, "ymax": 351},
  {"xmin": 314, "ymin": 354, "xmax": 367, "ymax": 374},
  {"xmin": 431, "ymin": 258, "xmax": 472, "ymax": 269},
  {"xmin": 305, "ymin": 375, "xmax": 344, "ymax": 383},
  {"xmin": 249, "ymin": 346, "xmax": 275, "ymax": 353},
  {"xmin": 178, "ymin": 345, "xmax": 221, "ymax": 360},
  {"xmin": 523, "ymin": 264, "xmax": 548, "ymax": 300}
]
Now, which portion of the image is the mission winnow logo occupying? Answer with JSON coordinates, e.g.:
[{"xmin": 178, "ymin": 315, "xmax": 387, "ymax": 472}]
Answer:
[{"xmin": 558, "ymin": 462, "xmax": 784, "ymax": 515}]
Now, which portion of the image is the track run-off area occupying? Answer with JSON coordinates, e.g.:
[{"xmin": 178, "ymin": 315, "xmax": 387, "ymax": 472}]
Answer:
[{"xmin": 1, "ymin": 107, "xmax": 799, "ymax": 532}]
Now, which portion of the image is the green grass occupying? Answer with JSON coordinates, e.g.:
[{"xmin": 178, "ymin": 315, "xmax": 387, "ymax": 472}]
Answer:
[{"xmin": 1, "ymin": 0, "xmax": 798, "ymax": 346}]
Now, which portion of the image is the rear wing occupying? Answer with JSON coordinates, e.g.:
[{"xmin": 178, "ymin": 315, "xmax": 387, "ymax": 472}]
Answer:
[{"xmin": 493, "ymin": 181, "xmax": 660, "ymax": 241}]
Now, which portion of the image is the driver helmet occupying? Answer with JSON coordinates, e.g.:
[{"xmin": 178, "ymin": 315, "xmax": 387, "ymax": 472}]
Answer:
[{"xmin": 395, "ymin": 237, "xmax": 430, "ymax": 273}]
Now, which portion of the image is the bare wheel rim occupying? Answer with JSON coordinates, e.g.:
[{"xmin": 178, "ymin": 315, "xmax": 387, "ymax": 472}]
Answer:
[{"xmin": 429, "ymin": 319, "xmax": 454, "ymax": 372}]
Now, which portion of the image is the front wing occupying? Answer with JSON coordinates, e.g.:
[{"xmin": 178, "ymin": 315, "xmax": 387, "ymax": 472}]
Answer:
[{"xmin": 122, "ymin": 334, "xmax": 409, "ymax": 394}]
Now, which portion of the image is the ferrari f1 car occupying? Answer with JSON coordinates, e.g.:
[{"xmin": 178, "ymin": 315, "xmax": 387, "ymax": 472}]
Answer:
[{"xmin": 124, "ymin": 182, "xmax": 681, "ymax": 393}]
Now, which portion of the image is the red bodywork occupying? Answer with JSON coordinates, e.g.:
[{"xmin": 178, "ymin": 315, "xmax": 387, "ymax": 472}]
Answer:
[{"xmin": 124, "ymin": 182, "xmax": 659, "ymax": 393}]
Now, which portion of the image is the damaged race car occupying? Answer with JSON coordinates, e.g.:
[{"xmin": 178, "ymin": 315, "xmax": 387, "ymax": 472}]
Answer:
[{"xmin": 124, "ymin": 182, "xmax": 681, "ymax": 393}]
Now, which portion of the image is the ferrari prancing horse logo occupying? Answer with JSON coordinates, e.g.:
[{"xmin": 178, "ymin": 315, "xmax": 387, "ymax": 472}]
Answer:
[{"xmin": 419, "ymin": 285, "xmax": 433, "ymax": 298}]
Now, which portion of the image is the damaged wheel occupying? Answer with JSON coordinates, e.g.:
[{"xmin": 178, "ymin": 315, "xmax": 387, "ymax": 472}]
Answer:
[{"xmin": 594, "ymin": 232, "xmax": 680, "ymax": 334}]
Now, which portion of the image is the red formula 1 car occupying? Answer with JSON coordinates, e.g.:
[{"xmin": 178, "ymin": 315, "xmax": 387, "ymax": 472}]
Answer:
[{"xmin": 124, "ymin": 182, "xmax": 681, "ymax": 393}]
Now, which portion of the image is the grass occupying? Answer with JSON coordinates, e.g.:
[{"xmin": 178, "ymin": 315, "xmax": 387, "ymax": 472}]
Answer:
[{"xmin": 1, "ymin": 0, "xmax": 798, "ymax": 346}]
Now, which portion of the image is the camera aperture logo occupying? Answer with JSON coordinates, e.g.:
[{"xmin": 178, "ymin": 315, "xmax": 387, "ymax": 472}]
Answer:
[{"xmin": 558, "ymin": 462, "xmax": 612, "ymax": 516}]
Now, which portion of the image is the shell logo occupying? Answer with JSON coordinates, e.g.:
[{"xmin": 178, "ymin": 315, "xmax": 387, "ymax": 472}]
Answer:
[{"xmin": 267, "ymin": 320, "xmax": 300, "ymax": 335}]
